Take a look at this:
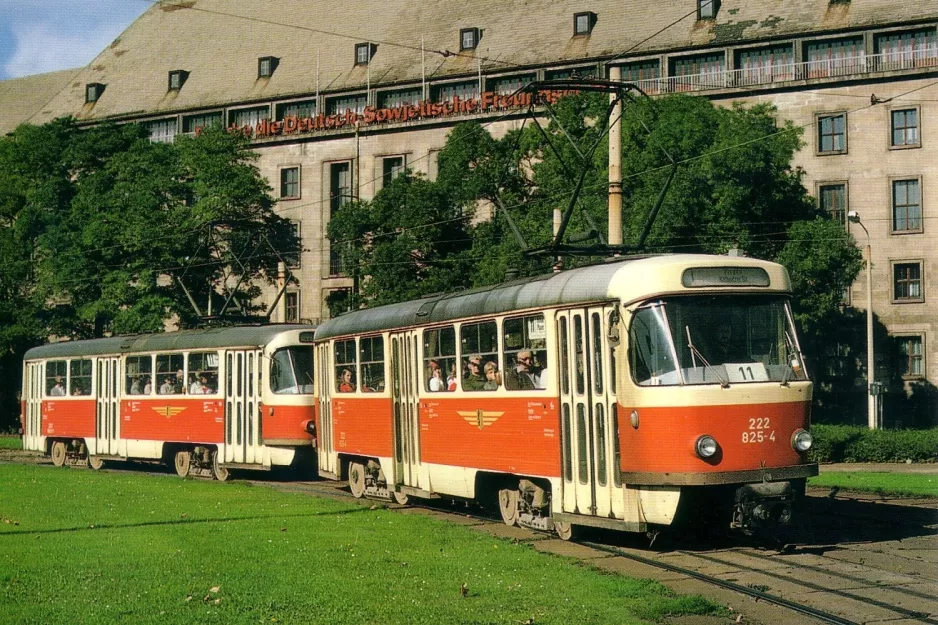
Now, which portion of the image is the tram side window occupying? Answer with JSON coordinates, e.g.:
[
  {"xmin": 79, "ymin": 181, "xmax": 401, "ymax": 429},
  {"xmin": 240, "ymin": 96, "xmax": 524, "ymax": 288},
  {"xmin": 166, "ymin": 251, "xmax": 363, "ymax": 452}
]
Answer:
[
  {"xmin": 156, "ymin": 354, "xmax": 185, "ymax": 395},
  {"xmin": 460, "ymin": 321, "xmax": 498, "ymax": 391},
  {"xmin": 335, "ymin": 339, "xmax": 357, "ymax": 392},
  {"xmin": 45, "ymin": 360, "xmax": 68, "ymax": 396},
  {"xmin": 423, "ymin": 326, "xmax": 456, "ymax": 392},
  {"xmin": 126, "ymin": 355, "xmax": 154, "ymax": 395},
  {"xmin": 187, "ymin": 352, "xmax": 220, "ymax": 395},
  {"xmin": 503, "ymin": 314, "xmax": 548, "ymax": 391},
  {"xmin": 360, "ymin": 336, "xmax": 385, "ymax": 392},
  {"xmin": 270, "ymin": 347, "xmax": 314, "ymax": 394},
  {"xmin": 69, "ymin": 359, "xmax": 93, "ymax": 396}
]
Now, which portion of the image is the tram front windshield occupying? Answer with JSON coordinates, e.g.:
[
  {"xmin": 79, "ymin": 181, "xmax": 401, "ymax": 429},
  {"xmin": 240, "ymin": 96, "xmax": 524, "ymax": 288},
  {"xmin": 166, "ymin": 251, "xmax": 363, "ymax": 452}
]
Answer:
[
  {"xmin": 270, "ymin": 347, "xmax": 315, "ymax": 394},
  {"xmin": 628, "ymin": 295, "xmax": 807, "ymax": 386}
]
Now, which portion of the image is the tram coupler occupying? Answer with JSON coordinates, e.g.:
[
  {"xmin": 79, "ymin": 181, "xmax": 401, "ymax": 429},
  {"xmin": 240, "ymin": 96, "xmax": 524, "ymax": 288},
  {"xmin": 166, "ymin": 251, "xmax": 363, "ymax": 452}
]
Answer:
[{"xmin": 731, "ymin": 481, "xmax": 793, "ymax": 531}]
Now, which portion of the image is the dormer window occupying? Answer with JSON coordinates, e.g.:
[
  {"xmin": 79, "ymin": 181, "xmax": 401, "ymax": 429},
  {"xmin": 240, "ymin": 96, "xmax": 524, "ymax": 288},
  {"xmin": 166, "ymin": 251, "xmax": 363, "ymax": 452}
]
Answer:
[
  {"xmin": 355, "ymin": 43, "xmax": 376, "ymax": 66},
  {"xmin": 698, "ymin": 0, "xmax": 719, "ymax": 19},
  {"xmin": 258, "ymin": 56, "xmax": 279, "ymax": 78},
  {"xmin": 460, "ymin": 27, "xmax": 480, "ymax": 51},
  {"xmin": 85, "ymin": 83, "xmax": 105, "ymax": 103},
  {"xmin": 574, "ymin": 12, "xmax": 595, "ymax": 36},
  {"xmin": 168, "ymin": 70, "xmax": 189, "ymax": 91}
]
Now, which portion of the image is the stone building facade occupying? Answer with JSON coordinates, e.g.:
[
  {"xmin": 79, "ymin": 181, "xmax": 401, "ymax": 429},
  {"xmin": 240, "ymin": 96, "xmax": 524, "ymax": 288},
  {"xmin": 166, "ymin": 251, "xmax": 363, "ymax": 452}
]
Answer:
[{"xmin": 1, "ymin": 0, "xmax": 936, "ymax": 390}]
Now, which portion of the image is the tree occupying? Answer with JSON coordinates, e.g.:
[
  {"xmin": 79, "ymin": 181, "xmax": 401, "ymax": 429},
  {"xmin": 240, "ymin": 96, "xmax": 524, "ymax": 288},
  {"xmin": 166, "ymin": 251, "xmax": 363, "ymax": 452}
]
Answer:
[{"xmin": 0, "ymin": 119, "xmax": 298, "ymax": 429}]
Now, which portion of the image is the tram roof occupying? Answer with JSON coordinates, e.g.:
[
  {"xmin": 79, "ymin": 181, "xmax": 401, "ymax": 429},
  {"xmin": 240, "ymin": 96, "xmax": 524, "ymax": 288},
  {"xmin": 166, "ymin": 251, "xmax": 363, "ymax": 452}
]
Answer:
[
  {"xmin": 315, "ymin": 254, "xmax": 790, "ymax": 340},
  {"xmin": 23, "ymin": 324, "xmax": 316, "ymax": 361}
]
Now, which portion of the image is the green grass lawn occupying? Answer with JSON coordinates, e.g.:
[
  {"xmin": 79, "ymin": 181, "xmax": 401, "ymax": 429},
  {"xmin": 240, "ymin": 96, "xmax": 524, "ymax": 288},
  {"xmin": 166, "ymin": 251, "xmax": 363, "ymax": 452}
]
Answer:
[
  {"xmin": 809, "ymin": 471, "xmax": 938, "ymax": 497},
  {"xmin": 0, "ymin": 465, "xmax": 721, "ymax": 625},
  {"xmin": 0, "ymin": 436, "xmax": 21, "ymax": 451}
]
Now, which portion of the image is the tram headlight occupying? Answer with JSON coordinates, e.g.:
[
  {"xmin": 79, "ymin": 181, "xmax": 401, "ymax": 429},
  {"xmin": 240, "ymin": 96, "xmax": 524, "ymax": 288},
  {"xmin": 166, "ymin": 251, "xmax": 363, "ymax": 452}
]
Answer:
[
  {"xmin": 695, "ymin": 435, "xmax": 719, "ymax": 459},
  {"xmin": 791, "ymin": 429, "xmax": 812, "ymax": 452}
]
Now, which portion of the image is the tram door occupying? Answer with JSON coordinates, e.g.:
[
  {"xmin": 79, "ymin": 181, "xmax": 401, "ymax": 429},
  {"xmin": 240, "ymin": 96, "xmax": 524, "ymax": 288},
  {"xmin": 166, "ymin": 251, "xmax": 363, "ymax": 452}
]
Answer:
[
  {"xmin": 23, "ymin": 362, "xmax": 42, "ymax": 451},
  {"xmin": 95, "ymin": 357, "xmax": 121, "ymax": 456},
  {"xmin": 557, "ymin": 306, "xmax": 619, "ymax": 519},
  {"xmin": 317, "ymin": 342, "xmax": 337, "ymax": 477},
  {"xmin": 390, "ymin": 331, "xmax": 421, "ymax": 492},
  {"xmin": 224, "ymin": 350, "xmax": 263, "ymax": 465}
]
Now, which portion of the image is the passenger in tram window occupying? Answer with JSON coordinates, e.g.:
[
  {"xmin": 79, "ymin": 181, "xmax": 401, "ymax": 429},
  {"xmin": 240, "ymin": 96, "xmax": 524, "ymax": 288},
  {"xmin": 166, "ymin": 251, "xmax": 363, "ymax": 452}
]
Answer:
[
  {"xmin": 159, "ymin": 376, "xmax": 176, "ymax": 395},
  {"xmin": 483, "ymin": 362, "xmax": 501, "ymax": 390},
  {"xmin": 201, "ymin": 376, "xmax": 214, "ymax": 394},
  {"xmin": 71, "ymin": 384, "xmax": 83, "ymax": 396},
  {"xmin": 531, "ymin": 352, "xmax": 548, "ymax": 390},
  {"xmin": 463, "ymin": 356, "xmax": 485, "ymax": 391},
  {"xmin": 130, "ymin": 377, "xmax": 142, "ymax": 395},
  {"xmin": 173, "ymin": 369, "xmax": 185, "ymax": 394},
  {"xmin": 428, "ymin": 360, "xmax": 445, "ymax": 392},
  {"xmin": 189, "ymin": 376, "xmax": 203, "ymax": 395},
  {"xmin": 49, "ymin": 376, "xmax": 66, "ymax": 396},
  {"xmin": 505, "ymin": 351, "xmax": 537, "ymax": 391},
  {"xmin": 338, "ymin": 368, "xmax": 356, "ymax": 392},
  {"xmin": 143, "ymin": 377, "xmax": 152, "ymax": 395},
  {"xmin": 447, "ymin": 364, "xmax": 457, "ymax": 391}
]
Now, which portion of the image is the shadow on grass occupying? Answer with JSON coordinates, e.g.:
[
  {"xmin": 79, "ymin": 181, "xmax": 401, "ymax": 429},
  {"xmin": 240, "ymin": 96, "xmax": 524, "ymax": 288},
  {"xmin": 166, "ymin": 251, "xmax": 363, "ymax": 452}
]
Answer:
[{"xmin": 0, "ymin": 506, "xmax": 369, "ymax": 538}]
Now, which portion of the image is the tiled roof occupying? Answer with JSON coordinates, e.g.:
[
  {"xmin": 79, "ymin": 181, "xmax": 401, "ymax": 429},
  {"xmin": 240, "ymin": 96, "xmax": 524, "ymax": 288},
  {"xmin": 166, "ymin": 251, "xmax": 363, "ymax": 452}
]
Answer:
[
  {"xmin": 0, "ymin": 68, "xmax": 81, "ymax": 134},
  {"xmin": 14, "ymin": 0, "xmax": 937, "ymax": 125}
]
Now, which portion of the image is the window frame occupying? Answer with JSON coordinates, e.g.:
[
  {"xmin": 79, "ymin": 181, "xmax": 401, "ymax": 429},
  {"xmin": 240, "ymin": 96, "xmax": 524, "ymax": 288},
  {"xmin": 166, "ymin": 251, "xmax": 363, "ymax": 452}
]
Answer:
[
  {"xmin": 85, "ymin": 83, "xmax": 105, "ymax": 103},
  {"xmin": 334, "ymin": 338, "xmax": 359, "ymax": 393},
  {"xmin": 45, "ymin": 360, "xmax": 69, "ymax": 397},
  {"xmin": 460, "ymin": 27, "xmax": 480, "ymax": 51},
  {"xmin": 459, "ymin": 320, "xmax": 499, "ymax": 392},
  {"xmin": 258, "ymin": 56, "xmax": 279, "ymax": 79},
  {"xmin": 698, "ymin": 0, "xmax": 719, "ymax": 20},
  {"xmin": 359, "ymin": 335, "xmax": 386, "ymax": 393},
  {"xmin": 168, "ymin": 70, "xmax": 189, "ymax": 91},
  {"xmin": 816, "ymin": 112, "xmax": 848, "ymax": 155},
  {"xmin": 501, "ymin": 313, "xmax": 549, "ymax": 392},
  {"xmin": 573, "ymin": 12, "xmax": 595, "ymax": 36},
  {"xmin": 895, "ymin": 334, "xmax": 925, "ymax": 379},
  {"xmin": 892, "ymin": 260, "xmax": 925, "ymax": 304},
  {"xmin": 186, "ymin": 351, "xmax": 221, "ymax": 396},
  {"xmin": 280, "ymin": 165, "xmax": 301, "ymax": 200},
  {"xmin": 889, "ymin": 106, "xmax": 921, "ymax": 150},
  {"xmin": 125, "ymin": 354, "xmax": 154, "ymax": 396},
  {"xmin": 817, "ymin": 181, "xmax": 848, "ymax": 226},
  {"xmin": 354, "ymin": 43, "xmax": 373, "ymax": 66},
  {"xmin": 890, "ymin": 176, "xmax": 924, "ymax": 234},
  {"xmin": 285, "ymin": 291, "xmax": 300, "ymax": 323},
  {"xmin": 380, "ymin": 155, "xmax": 406, "ymax": 189}
]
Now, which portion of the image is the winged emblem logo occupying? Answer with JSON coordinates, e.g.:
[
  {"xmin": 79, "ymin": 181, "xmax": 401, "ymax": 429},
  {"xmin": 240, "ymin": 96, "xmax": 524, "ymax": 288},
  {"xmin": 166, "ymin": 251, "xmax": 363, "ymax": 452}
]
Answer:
[
  {"xmin": 152, "ymin": 406, "xmax": 186, "ymax": 419},
  {"xmin": 457, "ymin": 409, "xmax": 504, "ymax": 430}
]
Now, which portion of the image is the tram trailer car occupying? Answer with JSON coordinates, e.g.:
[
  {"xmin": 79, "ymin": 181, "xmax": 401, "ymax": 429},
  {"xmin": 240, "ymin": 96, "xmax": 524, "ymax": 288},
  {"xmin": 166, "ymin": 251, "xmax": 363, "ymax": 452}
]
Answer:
[
  {"xmin": 21, "ymin": 325, "xmax": 317, "ymax": 480},
  {"xmin": 313, "ymin": 254, "xmax": 816, "ymax": 538}
]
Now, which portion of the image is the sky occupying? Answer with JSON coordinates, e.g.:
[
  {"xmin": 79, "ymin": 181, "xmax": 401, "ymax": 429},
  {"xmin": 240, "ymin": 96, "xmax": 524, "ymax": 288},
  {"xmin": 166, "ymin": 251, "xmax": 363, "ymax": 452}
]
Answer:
[{"xmin": 0, "ymin": 0, "xmax": 149, "ymax": 80}]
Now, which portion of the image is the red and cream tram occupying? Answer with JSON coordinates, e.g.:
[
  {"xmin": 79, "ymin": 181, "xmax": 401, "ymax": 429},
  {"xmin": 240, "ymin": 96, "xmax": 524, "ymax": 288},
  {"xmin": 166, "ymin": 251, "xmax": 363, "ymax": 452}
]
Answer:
[
  {"xmin": 21, "ymin": 325, "xmax": 316, "ymax": 480},
  {"xmin": 313, "ymin": 255, "xmax": 816, "ymax": 537}
]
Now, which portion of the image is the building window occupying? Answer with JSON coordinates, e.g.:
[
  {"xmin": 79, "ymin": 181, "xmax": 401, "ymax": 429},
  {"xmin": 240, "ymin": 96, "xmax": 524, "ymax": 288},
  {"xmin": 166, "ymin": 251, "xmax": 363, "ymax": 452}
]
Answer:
[
  {"xmin": 285, "ymin": 292, "xmax": 299, "ymax": 323},
  {"xmin": 460, "ymin": 28, "xmax": 480, "ymax": 51},
  {"xmin": 736, "ymin": 45, "xmax": 795, "ymax": 85},
  {"xmin": 285, "ymin": 221, "xmax": 301, "ymax": 268},
  {"xmin": 893, "ymin": 261, "xmax": 923, "ymax": 302},
  {"xmin": 898, "ymin": 335, "xmax": 924, "ymax": 377},
  {"xmin": 431, "ymin": 80, "xmax": 479, "ymax": 102},
  {"xmin": 229, "ymin": 106, "xmax": 270, "ymax": 129},
  {"xmin": 698, "ymin": 0, "xmax": 719, "ymax": 19},
  {"xmin": 258, "ymin": 56, "xmax": 279, "ymax": 78},
  {"xmin": 875, "ymin": 28, "xmax": 938, "ymax": 70},
  {"xmin": 819, "ymin": 183, "xmax": 847, "ymax": 224},
  {"xmin": 381, "ymin": 156, "xmax": 405, "ymax": 188},
  {"xmin": 892, "ymin": 179, "xmax": 922, "ymax": 232},
  {"xmin": 378, "ymin": 88, "xmax": 423, "ymax": 109},
  {"xmin": 280, "ymin": 166, "xmax": 300, "ymax": 200},
  {"xmin": 276, "ymin": 99, "xmax": 317, "ymax": 120},
  {"xmin": 146, "ymin": 118, "xmax": 177, "ymax": 144},
  {"xmin": 545, "ymin": 66, "xmax": 597, "ymax": 81},
  {"xmin": 327, "ymin": 94, "xmax": 367, "ymax": 116},
  {"xmin": 355, "ymin": 43, "xmax": 374, "ymax": 66},
  {"xmin": 574, "ymin": 12, "xmax": 595, "ymax": 36},
  {"xmin": 168, "ymin": 70, "xmax": 189, "ymax": 91},
  {"xmin": 670, "ymin": 53, "xmax": 725, "ymax": 90},
  {"xmin": 427, "ymin": 149, "xmax": 441, "ymax": 182},
  {"xmin": 489, "ymin": 74, "xmax": 536, "ymax": 96},
  {"xmin": 85, "ymin": 83, "xmax": 105, "ymax": 103},
  {"xmin": 817, "ymin": 113, "xmax": 847, "ymax": 154},
  {"xmin": 805, "ymin": 37, "xmax": 864, "ymax": 79},
  {"xmin": 329, "ymin": 162, "xmax": 353, "ymax": 216},
  {"xmin": 182, "ymin": 112, "xmax": 222, "ymax": 135},
  {"xmin": 891, "ymin": 108, "xmax": 920, "ymax": 148}
]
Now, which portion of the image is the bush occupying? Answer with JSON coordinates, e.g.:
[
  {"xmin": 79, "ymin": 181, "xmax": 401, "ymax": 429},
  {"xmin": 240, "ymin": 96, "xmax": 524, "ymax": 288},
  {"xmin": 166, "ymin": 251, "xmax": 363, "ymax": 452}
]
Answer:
[{"xmin": 809, "ymin": 424, "xmax": 938, "ymax": 463}]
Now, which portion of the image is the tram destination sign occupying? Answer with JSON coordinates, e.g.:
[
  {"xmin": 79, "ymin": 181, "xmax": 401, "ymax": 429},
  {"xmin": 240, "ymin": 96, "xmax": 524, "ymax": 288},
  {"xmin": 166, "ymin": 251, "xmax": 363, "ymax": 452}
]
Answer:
[{"xmin": 681, "ymin": 267, "xmax": 771, "ymax": 288}]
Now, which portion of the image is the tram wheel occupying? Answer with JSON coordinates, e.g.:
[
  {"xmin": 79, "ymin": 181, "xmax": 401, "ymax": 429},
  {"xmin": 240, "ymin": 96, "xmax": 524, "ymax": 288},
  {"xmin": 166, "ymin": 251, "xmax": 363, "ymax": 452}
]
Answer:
[
  {"xmin": 392, "ymin": 490, "xmax": 409, "ymax": 506},
  {"xmin": 174, "ymin": 450, "xmax": 191, "ymax": 477},
  {"xmin": 51, "ymin": 441, "xmax": 66, "ymax": 468},
  {"xmin": 88, "ymin": 456, "xmax": 105, "ymax": 471},
  {"xmin": 498, "ymin": 488, "xmax": 520, "ymax": 527},
  {"xmin": 554, "ymin": 520, "xmax": 574, "ymax": 541},
  {"xmin": 211, "ymin": 451, "xmax": 229, "ymax": 482},
  {"xmin": 348, "ymin": 462, "xmax": 366, "ymax": 498}
]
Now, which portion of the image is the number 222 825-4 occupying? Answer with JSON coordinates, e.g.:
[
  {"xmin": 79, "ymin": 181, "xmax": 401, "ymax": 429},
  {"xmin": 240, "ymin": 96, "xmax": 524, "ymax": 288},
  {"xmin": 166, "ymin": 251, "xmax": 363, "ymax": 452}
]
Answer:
[{"xmin": 742, "ymin": 417, "xmax": 775, "ymax": 444}]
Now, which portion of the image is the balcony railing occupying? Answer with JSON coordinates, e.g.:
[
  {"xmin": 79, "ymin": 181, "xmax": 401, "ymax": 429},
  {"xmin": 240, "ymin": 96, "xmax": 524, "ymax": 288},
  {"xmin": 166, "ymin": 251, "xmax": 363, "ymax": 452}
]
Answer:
[{"xmin": 629, "ymin": 47, "xmax": 938, "ymax": 95}]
